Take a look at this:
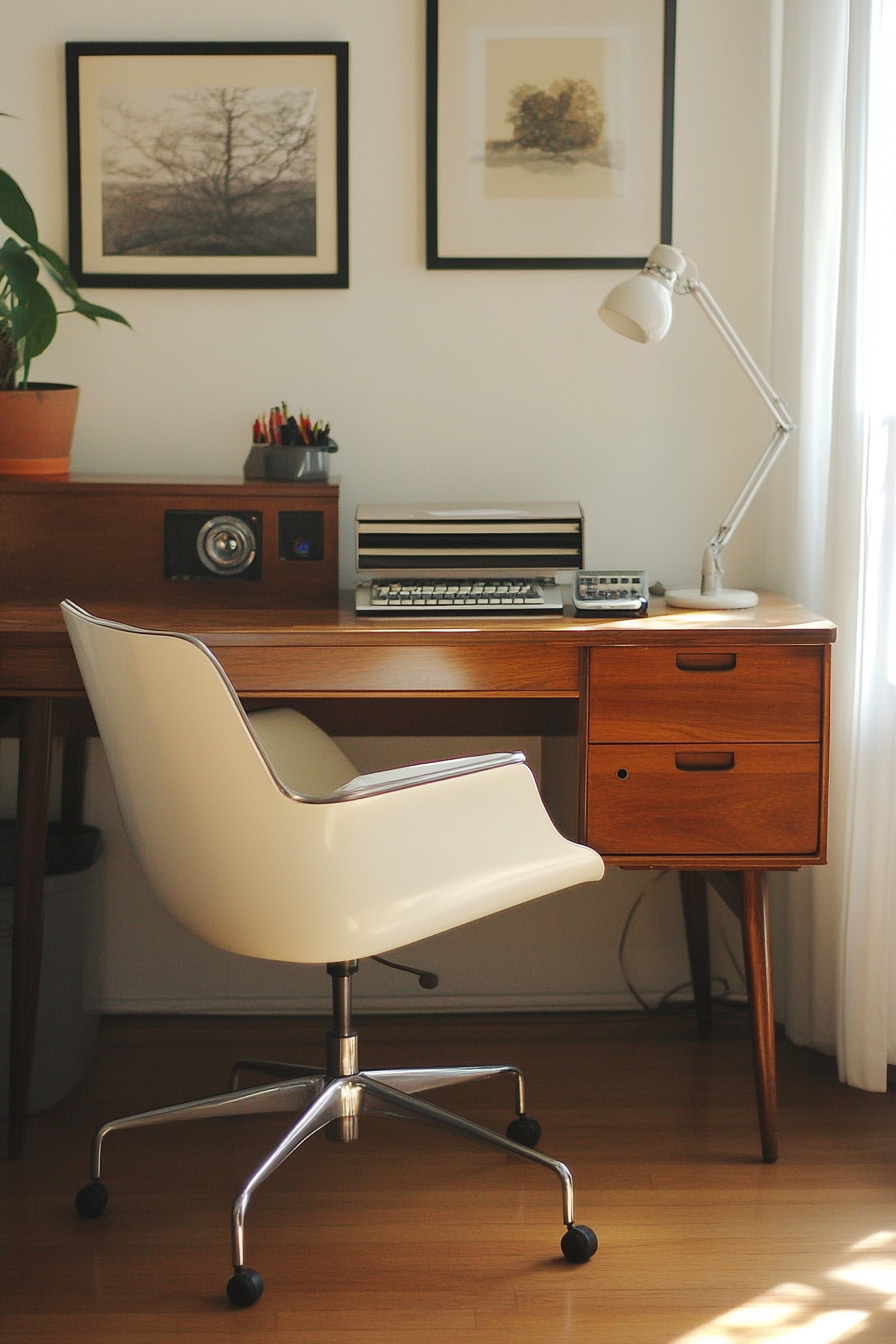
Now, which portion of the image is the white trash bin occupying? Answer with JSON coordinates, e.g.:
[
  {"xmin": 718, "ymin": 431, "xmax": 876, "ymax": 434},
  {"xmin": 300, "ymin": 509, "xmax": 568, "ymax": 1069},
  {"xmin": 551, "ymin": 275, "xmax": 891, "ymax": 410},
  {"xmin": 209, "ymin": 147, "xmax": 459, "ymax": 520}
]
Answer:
[{"xmin": 0, "ymin": 823, "xmax": 103, "ymax": 1116}]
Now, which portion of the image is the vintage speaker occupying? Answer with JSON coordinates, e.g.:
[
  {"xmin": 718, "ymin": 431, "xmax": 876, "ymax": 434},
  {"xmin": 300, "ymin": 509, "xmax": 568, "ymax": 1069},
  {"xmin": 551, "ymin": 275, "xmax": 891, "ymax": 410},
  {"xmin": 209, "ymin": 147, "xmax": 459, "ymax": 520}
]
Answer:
[{"xmin": 0, "ymin": 475, "xmax": 340, "ymax": 609}]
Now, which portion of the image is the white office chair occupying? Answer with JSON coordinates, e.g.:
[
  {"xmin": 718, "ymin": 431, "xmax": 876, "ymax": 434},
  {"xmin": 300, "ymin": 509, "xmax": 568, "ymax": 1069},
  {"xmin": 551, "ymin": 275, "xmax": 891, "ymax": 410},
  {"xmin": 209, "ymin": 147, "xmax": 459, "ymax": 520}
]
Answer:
[{"xmin": 61, "ymin": 601, "xmax": 605, "ymax": 1307}]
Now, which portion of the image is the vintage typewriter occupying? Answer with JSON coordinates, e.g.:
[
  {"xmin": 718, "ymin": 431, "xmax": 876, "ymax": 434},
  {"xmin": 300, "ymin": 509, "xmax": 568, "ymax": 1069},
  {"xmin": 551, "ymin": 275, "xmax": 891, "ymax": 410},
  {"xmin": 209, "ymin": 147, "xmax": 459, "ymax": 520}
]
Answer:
[{"xmin": 354, "ymin": 503, "xmax": 584, "ymax": 616}]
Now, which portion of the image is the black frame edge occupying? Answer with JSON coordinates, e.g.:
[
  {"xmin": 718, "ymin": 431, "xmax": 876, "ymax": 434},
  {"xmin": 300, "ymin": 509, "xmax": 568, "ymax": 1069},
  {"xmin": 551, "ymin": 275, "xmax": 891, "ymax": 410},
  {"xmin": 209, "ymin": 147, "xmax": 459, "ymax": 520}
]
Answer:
[{"xmin": 660, "ymin": 0, "xmax": 677, "ymax": 244}]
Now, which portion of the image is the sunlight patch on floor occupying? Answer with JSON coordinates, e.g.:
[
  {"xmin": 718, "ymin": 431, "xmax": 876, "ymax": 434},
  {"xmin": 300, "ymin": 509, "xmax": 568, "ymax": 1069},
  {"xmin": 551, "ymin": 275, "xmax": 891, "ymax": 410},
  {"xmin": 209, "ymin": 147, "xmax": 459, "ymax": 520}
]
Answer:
[
  {"xmin": 830, "ymin": 1260, "xmax": 896, "ymax": 1297},
  {"xmin": 669, "ymin": 1233, "xmax": 896, "ymax": 1342},
  {"xmin": 849, "ymin": 1233, "xmax": 896, "ymax": 1252},
  {"xmin": 671, "ymin": 1286, "xmax": 865, "ymax": 1344}
]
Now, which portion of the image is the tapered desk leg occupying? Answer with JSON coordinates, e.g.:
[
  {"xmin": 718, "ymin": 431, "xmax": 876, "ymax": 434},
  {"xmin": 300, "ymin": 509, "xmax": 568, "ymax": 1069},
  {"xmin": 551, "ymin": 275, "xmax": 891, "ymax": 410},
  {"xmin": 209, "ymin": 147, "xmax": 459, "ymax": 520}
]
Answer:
[
  {"xmin": 8, "ymin": 697, "xmax": 54, "ymax": 1159},
  {"xmin": 679, "ymin": 871, "xmax": 713, "ymax": 1039},
  {"xmin": 741, "ymin": 870, "xmax": 778, "ymax": 1164}
]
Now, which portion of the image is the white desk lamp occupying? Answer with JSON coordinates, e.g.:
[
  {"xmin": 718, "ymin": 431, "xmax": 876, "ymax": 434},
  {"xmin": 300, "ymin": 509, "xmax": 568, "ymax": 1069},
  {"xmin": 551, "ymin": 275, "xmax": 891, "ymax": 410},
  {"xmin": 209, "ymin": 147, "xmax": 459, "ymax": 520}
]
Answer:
[{"xmin": 598, "ymin": 244, "xmax": 795, "ymax": 609}]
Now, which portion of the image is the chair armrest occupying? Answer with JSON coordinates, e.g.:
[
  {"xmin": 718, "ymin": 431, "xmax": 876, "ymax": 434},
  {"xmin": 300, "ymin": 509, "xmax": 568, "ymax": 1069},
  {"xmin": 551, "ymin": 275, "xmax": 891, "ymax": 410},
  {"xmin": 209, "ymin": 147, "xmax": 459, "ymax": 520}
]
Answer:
[{"xmin": 304, "ymin": 751, "xmax": 526, "ymax": 803}]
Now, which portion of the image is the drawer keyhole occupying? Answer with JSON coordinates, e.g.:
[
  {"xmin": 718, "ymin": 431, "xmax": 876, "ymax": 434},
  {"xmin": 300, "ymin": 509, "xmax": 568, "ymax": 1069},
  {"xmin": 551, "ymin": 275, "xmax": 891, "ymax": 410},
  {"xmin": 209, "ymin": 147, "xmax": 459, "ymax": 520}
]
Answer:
[{"xmin": 616, "ymin": 767, "xmax": 629, "ymax": 780}]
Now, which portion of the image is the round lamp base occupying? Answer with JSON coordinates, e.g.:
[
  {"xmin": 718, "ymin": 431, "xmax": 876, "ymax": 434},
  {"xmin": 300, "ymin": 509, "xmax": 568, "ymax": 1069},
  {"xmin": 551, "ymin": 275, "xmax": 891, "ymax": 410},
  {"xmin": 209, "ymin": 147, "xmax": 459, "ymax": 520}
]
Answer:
[{"xmin": 664, "ymin": 586, "xmax": 758, "ymax": 610}]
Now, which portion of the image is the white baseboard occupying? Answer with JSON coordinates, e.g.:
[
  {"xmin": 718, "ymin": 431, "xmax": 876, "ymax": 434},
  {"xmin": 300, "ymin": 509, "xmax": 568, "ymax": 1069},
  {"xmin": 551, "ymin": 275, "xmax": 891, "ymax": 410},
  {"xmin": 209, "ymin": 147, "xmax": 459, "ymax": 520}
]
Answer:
[{"xmin": 101, "ymin": 990, "xmax": 660, "ymax": 1015}]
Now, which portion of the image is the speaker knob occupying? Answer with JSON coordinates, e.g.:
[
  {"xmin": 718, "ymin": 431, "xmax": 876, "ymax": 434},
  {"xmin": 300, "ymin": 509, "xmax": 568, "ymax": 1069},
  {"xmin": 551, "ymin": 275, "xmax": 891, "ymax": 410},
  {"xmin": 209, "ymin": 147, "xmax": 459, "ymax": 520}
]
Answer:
[{"xmin": 196, "ymin": 515, "xmax": 257, "ymax": 575}]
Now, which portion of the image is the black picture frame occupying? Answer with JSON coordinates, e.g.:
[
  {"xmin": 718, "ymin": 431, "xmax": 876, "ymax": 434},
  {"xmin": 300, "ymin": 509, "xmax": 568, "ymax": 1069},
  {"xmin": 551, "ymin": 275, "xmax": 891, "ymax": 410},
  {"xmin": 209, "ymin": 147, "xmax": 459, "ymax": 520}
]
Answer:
[
  {"xmin": 426, "ymin": 0, "xmax": 676, "ymax": 270},
  {"xmin": 65, "ymin": 41, "xmax": 349, "ymax": 289}
]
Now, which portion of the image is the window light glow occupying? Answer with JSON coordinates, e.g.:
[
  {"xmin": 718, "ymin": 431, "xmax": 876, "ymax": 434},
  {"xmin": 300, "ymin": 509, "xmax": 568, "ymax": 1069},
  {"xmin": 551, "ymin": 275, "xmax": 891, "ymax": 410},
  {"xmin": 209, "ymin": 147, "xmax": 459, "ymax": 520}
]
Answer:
[
  {"xmin": 865, "ymin": 0, "xmax": 896, "ymax": 428},
  {"xmin": 862, "ymin": 0, "xmax": 896, "ymax": 684}
]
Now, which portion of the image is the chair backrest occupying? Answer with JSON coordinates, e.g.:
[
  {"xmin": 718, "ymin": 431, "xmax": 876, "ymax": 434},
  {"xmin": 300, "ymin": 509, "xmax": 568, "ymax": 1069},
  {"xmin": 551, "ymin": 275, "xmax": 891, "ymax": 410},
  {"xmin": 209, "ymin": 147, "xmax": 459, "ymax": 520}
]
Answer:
[{"xmin": 62, "ymin": 602, "xmax": 366, "ymax": 960}]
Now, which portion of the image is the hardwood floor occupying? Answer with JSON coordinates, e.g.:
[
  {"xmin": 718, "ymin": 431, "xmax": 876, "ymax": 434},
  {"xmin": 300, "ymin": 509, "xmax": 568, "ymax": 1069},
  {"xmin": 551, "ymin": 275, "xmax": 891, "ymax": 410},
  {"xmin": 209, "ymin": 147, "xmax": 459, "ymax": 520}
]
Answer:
[{"xmin": 2, "ymin": 1009, "xmax": 896, "ymax": 1342}]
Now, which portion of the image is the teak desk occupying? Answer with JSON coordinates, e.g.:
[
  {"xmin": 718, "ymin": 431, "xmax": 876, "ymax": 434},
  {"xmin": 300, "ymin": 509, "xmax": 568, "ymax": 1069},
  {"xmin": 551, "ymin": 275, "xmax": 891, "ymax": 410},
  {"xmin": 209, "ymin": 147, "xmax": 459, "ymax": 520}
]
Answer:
[{"xmin": 0, "ymin": 593, "xmax": 834, "ymax": 1163}]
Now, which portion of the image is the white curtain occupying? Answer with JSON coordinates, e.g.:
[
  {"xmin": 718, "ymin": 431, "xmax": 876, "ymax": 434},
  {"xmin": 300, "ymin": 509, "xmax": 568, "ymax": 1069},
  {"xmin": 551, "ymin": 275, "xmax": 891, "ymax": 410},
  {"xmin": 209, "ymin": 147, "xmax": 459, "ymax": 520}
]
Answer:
[{"xmin": 767, "ymin": 0, "xmax": 896, "ymax": 1088}]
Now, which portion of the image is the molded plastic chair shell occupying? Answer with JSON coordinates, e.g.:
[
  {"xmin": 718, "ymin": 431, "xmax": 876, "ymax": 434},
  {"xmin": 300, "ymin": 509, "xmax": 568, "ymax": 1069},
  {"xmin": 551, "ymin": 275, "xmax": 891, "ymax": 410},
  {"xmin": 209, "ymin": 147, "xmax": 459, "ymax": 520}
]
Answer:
[{"xmin": 61, "ymin": 601, "xmax": 604, "ymax": 965}]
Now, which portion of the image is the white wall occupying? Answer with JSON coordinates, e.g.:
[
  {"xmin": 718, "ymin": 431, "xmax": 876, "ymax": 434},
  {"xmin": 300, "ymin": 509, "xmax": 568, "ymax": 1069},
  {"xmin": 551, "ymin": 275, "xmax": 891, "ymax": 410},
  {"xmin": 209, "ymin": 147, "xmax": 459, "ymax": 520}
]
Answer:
[{"xmin": 1, "ymin": 0, "xmax": 776, "ymax": 1014}]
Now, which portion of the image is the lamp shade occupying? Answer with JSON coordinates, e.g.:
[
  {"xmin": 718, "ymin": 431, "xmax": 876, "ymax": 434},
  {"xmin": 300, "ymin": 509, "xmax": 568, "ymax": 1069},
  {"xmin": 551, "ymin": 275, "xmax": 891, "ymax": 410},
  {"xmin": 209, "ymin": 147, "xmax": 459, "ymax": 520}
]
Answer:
[{"xmin": 598, "ymin": 271, "xmax": 673, "ymax": 344}]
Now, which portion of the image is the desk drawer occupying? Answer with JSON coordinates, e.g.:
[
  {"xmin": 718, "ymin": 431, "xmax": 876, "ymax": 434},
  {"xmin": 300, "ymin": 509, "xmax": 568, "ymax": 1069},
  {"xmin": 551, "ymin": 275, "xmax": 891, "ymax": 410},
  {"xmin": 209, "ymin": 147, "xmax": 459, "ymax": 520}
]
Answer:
[
  {"xmin": 589, "ymin": 646, "xmax": 823, "ymax": 743},
  {"xmin": 587, "ymin": 742, "xmax": 821, "ymax": 856},
  {"xmin": 216, "ymin": 643, "xmax": 580, "ymax": 694}
]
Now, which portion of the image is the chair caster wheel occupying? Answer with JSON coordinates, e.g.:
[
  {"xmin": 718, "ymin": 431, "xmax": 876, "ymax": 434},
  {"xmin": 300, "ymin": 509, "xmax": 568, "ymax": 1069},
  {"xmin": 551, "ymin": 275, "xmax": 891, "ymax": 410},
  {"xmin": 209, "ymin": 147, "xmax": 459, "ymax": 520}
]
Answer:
[
  {"xmin": 561, "ymin": 1224, "xmax": 598, "ymax": 1263},
  {"xmin": 506, "ymin": 1115, "xmax": 542, "ymax": 1147},
  {"xmin": 227, "ymin": 1267, "xmax": 264, "ymax": 1307},
  {"xmin": 75, "ymin": 1181, "xmax": 109, "ymax": 1218}
]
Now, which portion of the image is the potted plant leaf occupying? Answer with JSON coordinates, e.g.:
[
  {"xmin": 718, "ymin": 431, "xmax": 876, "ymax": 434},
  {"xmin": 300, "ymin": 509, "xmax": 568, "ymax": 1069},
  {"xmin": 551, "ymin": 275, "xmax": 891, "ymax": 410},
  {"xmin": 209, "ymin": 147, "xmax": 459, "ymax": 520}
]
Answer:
[{"xmin": 0, "ymin": 143, "xmax": 129, "ymax": 476}]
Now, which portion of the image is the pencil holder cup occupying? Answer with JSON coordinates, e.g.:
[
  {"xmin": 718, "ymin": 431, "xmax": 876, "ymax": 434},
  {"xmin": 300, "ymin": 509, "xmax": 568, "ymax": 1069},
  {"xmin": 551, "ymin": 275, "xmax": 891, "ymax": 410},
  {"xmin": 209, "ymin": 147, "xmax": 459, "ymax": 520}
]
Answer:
[{"xmin": 243, "ymin": 441, "xmax": 337, "ymax": 483}]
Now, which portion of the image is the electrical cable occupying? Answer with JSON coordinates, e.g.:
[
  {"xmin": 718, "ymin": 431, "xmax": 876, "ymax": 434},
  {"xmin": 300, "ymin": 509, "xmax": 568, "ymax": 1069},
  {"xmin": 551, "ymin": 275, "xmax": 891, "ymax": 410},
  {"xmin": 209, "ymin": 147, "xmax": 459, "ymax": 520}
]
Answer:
[
  {"xmin": 617, "ymin": 871, "xmax": 746, "ymax": 1014},
  {"xmin": 719, "ymin": 926, "xmax": 747, "ymax": 989}
]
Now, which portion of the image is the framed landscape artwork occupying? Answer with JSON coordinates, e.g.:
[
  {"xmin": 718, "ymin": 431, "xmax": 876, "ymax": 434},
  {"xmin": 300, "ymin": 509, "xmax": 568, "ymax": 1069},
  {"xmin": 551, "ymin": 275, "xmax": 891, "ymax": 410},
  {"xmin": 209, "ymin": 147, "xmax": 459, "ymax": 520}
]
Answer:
[
  {"xmin": 65, "ymin": 42, "xmax": 349, "ymax": 288},
  {"xmin": 426, "ymin": 0, "xmax": 676, "ymax": 269}
]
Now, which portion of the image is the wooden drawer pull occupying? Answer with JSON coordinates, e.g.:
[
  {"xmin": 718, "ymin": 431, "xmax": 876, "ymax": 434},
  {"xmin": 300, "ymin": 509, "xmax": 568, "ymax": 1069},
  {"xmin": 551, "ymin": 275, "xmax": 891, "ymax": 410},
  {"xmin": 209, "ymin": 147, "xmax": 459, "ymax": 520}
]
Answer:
[
  {"xmin": 675, "ymin": 751, "xmax": 736, "ymax": 772},
  {"xmin": 675, "ymin": 652, "xmax": 737, "ymax": 672}
]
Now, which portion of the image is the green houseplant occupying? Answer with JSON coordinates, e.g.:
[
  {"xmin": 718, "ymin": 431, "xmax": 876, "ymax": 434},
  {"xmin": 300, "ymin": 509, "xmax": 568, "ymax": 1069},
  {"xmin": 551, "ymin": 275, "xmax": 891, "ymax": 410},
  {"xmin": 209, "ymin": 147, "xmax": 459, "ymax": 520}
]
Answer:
[{"xmin": 0, "ymin": 149, "xmax": 129, "ymax": 474}]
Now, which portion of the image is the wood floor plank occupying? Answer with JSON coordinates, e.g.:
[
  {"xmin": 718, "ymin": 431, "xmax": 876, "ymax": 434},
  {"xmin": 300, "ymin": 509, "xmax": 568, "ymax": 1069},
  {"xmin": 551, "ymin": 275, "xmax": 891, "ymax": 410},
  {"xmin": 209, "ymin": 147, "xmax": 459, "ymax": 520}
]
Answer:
[{"xmin": 2, "ymin": 1009, "xmax": 896, "ymax": 1342}]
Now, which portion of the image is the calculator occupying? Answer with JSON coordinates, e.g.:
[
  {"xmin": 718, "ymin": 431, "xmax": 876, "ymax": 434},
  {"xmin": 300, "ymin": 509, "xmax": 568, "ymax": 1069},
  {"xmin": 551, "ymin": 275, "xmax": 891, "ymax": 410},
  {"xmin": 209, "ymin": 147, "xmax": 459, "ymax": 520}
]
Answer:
[{"xmin": 572, "ymin": 570, "xmax": 649, "ymax": 617}]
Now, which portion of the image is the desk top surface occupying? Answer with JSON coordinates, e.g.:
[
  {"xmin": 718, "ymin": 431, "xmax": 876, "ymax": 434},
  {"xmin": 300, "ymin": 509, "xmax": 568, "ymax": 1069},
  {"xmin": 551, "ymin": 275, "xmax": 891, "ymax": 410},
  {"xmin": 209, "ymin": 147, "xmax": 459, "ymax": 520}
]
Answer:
[{"xmin": 0, "ymin": 591, "xmax": 836, "ymax": 648}]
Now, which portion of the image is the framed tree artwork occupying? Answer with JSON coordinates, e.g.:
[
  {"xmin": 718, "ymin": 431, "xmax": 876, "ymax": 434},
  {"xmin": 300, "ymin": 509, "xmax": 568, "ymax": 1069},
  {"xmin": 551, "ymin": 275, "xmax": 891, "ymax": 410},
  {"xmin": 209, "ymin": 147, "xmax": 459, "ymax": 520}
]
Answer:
[
  {"xmin": 426, "ymin": 0, "xmax": 676, "ymax": 269},
  {"xmin": 65, "ymin": 42, "xmax": 349, "ymax": 288}
]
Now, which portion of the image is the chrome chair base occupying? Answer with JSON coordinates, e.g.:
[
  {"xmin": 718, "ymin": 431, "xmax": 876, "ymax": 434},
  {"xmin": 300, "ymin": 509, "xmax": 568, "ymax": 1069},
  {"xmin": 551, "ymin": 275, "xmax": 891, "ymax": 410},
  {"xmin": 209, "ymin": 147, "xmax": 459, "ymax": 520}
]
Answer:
[
  {"xmin": 76, "ymin": 1057, "xmax": 597, "ymax": 1303},
  {"xmin": 75, "ymin": 965, "xmax": 598, "ymax": 1305}
]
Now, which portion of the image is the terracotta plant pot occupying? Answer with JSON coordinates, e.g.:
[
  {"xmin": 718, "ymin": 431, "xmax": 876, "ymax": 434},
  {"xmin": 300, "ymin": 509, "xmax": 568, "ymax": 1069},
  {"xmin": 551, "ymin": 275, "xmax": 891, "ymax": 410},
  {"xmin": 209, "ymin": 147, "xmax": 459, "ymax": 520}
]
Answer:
[{"xmin": 0, "ymin": 383, "xmax": 80, "ymax": 477}]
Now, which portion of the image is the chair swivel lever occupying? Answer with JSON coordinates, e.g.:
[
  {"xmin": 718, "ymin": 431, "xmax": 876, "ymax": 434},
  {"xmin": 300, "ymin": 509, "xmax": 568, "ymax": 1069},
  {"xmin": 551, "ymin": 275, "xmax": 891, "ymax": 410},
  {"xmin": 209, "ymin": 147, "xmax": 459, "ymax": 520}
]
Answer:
[{"xmin": 372, "ymin": 955, "xmax": 440, "ymax": 989}]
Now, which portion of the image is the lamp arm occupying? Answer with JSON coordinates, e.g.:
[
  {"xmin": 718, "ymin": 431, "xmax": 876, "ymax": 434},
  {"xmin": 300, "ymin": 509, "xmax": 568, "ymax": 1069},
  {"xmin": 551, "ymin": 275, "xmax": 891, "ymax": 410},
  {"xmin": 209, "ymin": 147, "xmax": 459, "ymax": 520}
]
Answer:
[
  {"xmin": 686, "ymin": 278, "xmax": 796, "ymax": 430},
  {"xmin": 683, "ymin": 276, "xmax": 796, "ymax": 592},
  {"xmin": 708, "ymin": 422, "xmax": 794, "ymax": 553}
]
